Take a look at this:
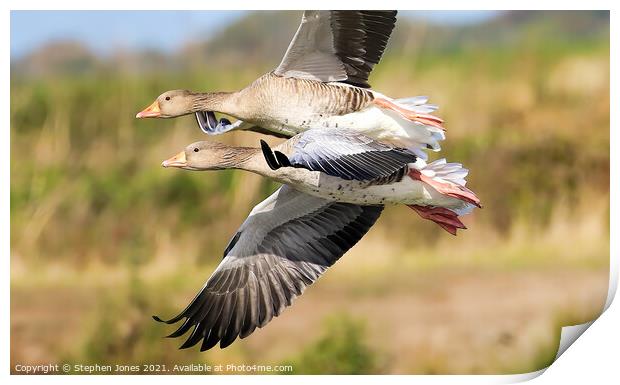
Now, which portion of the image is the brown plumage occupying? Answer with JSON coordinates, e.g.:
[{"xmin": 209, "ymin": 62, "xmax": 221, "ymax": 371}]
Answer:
[{"xmin": 136, "ymin": 10, "xmax": 447, "ymax": 159}]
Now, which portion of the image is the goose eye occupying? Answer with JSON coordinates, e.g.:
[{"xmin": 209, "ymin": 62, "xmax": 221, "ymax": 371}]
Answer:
[
  {"xmin": 165, "ymin": 96, "xmax": 171, "ymax": 101},
  {"xmin": 193, "ymin": 148, "xmax": 199, "ymax": 152}
]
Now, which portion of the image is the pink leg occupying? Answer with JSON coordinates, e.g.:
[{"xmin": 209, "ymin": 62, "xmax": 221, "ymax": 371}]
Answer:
[
  {"xmin": 373, "ymin": 98, "xmax": 445, "ymax": 130},
  {"xmin": 408, "ymin": 205, "xmax": 466, "ymax": 236},
  {"xmin": 409, "ymin": 169, "xmax": 482, "ymax": 208}
]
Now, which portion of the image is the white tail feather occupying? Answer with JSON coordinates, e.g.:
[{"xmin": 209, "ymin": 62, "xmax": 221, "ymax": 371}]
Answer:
[
  {"xmin": 364, "ymin": 92, "xmax": 446, "ymax": 159},
  {"xmin": 380, "ymin": 109, "xmax": 443, "ymax": 159},
  {"xmin": 408, "ymin": 158, "xmax": 479, "ymax": 217},
  {"xmin": 427, "ymin": 161, "xmax": 475, "ymax": 217},
  {"xmin": 398, "ymin": 96, "xmax": 429, "ymax": 105},
  {"xmin": 421, "ymin": 158, "xmax": 470, "ymax": 187},
  {"xmin": 395, "ymin": 96, "xmax": 439, "ymax": 114}
]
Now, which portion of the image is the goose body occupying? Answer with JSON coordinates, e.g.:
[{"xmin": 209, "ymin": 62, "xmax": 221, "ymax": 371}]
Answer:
[
  {"xmin": 156, "ymin": 131, "xmax": 481, "ymax": 351},
  {"xmin": 267, "ymin": 164, "xmax": 471, "ymax": 213},
  {"xmin": 163, "ymin": 128, "xmax": 480, "ymax": 234},
  {"xmin": 137, "ymin": 10, "xmax": 446, "ymax": 158},
  {"xmin": 226, "ymin": 73, "xmax": 376, "ymax": 135},
  {"xmin": 201, "ymin": 73, "xmax": 445, "ymax": 156}
]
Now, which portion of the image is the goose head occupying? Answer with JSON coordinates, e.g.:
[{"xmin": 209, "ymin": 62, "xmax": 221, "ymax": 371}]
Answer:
[
  {"xmin": 162, "ymin": 141, "xmax": 216, "ymax": 170},
  {"xmin": 136, "ymin": 90, "xmax": 195, "ymax": 118},
  {"xmin": 162, "ymin": 141, "xmax": 257, "ymax": 171}
]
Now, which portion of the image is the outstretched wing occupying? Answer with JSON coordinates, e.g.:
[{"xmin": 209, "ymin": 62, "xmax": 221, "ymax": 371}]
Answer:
[
  {"xmin": 262, "ymin": 129, "xmax": 418, "ymax": 184},
  {"xmin": 154, "ymin": 186, "xmax": 382, "ymax": 351},
  {"xmin": 274, "ymin": 10, "xmax": 398, "ymax": 88}
]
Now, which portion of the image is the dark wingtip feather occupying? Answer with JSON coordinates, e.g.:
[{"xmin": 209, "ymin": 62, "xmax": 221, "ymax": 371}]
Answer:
[
  {"xmin": 274, "ymin": 151, "xmax": 292, "ymax": 167},
  {"xmin": 152, "ymin": 313, "xmax": 184, "ymax": 324},
  {"xmin": 219, "ymin": 333, "xmax": 238, "ymax": 349},
  {"xmin": 166, "ymin": 318, "xmax": 194, "ymax": 338},
  {"xmin": 179, "ymin": 330, "xmax": 203, "ymax": 349},
  {"xmin": 178, "ymin": 326, "xmax": 205, "ymax": 348},
  {"xmin": 260, "ymin": 140, "xmax": 280, "ymax": 170},
  {"xmin": 199, "ymin": 331, "xmax": 221, "ymax": 351}
]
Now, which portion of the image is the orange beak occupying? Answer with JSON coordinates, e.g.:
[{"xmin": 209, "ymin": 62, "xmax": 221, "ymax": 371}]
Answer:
[
  {"xmin": 162, "ymin": 151, "xmax": 187, "ymax": 168},
  {"xmin": 136, "ymin": 100, "xmax": 161, "ymax": 118}
]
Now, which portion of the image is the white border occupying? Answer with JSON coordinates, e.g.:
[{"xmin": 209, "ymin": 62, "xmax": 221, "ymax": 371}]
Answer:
[{"xmin": 3, "ymin": 1, "xmax": 617, "ymax": 384}]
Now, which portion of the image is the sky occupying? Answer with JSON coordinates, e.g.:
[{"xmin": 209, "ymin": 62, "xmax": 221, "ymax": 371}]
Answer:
[{"xmin": 10, "ymin": 10, "xmax": 502, "ymax": 59}]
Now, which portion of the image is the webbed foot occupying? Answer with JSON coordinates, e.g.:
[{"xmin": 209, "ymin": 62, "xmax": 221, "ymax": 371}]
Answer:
[{"xmin": 195, "ymin": 111, "xmax": 238, "ymax": 135}]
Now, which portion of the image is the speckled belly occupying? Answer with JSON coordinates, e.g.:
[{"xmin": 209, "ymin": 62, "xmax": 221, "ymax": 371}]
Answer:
[
  {"xmin": 278, "ymin": 169, "xmax": 436, "ymax": 207},
  {"xmin": 254, "ymin": 106, "xmax": 392, "ymax": 137}
]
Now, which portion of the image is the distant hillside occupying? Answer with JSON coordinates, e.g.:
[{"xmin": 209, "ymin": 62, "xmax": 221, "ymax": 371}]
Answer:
[
  {"xmin": 11, "ymin": 40, "xmax": 99, "ymax": 76},
  {"xmin": 180, "ymin": 10, "xmax": 610, "ymax": 70},
  {"xmin": 11, "ymin": 10, "xmax": 609, "ymax": 77}
]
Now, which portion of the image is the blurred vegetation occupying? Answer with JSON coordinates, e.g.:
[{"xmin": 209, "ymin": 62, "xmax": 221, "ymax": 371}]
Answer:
[
  {"xmin": 65, "ymin": 272, "xmax": 216, "ymax": 370},
  {"xmin": 11, "ymin": 11, "xmax": 609, "ymax": 374},
  {"xmin": 282, "ymin": 314, "xmax": 380, "ymax": 374}
]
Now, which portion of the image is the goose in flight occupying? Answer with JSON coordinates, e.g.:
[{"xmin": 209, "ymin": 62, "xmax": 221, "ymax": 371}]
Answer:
[
  {"xmin": 155, "ymin": 130, "xmax": 481, "ymax": 351},
  {"xmin": 136, "ymin": 10, "xmax": 445, "ymax": 159},
  {"xmin": 162, "ymin": 129, "xmax": 481, "ymax": 235}
]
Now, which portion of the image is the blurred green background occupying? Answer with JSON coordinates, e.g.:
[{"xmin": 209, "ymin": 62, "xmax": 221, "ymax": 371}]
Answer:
[{"xmin": 10, "ymin": 10, "xmax": 609, "ymax": 374}]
